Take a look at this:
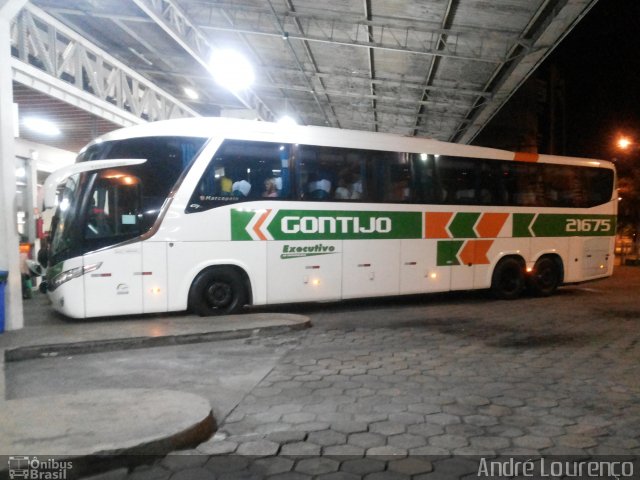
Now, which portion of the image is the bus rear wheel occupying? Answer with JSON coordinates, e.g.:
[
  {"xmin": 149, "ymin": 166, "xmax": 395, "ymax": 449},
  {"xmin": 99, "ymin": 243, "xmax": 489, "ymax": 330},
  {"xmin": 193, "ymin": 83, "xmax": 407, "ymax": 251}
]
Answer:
[
  {"xmin": 529, "ymin": 256, "xmax": 561, "ymax": 297},
  {"xmin": 491, "ymin": 257, "xmax": 525, "ymax": 300},
  {"xmin": 189, "ymin": 267, "xmax": 247, "ymax": 316}
]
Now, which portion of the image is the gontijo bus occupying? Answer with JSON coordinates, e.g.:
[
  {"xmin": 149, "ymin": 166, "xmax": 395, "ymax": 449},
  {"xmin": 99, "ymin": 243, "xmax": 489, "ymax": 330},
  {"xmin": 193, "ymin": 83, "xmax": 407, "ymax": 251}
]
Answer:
[{"xmin": 43, "ymin": 117, "xmax": 616, "ymax": 318}]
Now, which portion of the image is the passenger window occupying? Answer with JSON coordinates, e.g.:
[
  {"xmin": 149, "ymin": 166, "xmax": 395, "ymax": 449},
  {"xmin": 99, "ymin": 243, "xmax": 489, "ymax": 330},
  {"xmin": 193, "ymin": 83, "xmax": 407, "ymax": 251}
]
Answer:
[
  {"xmin": 296, "ymin": 145, "xmax": 369, "ymax": 202},
  {"xmin": 411, "ymin": 153, "xmax": 439, "ymax": 204},
  {"xmin": 378, "ymin": 152, "xmax": 412, "ymax": 203},
  {"xmin": 187, "ymin": 140, "xmax": 291, "ymax": 213},
  {"xmin": 543, "ymin": 164, "xmax": 586, "ymax": 207},
  {"xmin": 436, "ymin": 156, "xmax": 478, "ymax": 204},
  {"xmin": 583, "ymin": 167, "xmax": 614, "ymax": 207}
]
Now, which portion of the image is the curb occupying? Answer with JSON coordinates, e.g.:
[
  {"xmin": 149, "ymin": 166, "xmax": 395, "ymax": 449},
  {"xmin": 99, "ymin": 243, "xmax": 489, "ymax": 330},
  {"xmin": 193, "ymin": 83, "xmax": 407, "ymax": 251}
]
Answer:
[
  {"xmin": 4, "ymin": 318, "xmax": 310, "ymax": 362},
  {"xmin": 0, "ymin": 389, "xmax": 217, "ymax": 480}
]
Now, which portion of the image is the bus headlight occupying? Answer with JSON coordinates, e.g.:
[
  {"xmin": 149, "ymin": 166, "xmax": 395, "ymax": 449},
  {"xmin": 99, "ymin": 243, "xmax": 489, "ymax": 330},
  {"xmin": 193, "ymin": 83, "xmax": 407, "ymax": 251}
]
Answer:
[{"xmin": 48, "ymin": 262, "xmax": 102, "ymax": 291}]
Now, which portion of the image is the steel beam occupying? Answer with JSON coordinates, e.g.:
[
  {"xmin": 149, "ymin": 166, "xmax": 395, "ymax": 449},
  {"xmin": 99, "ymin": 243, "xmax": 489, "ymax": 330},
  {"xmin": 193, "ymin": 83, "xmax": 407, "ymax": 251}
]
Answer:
[
  {"xmin": 196, "ymin": 7, "xmax": 511, "ymax": 64},
  {"xmin": 131, "ymin": 0, "xmax": 275, "ymax": 121},
  {"xmin": 11, "ymin": 5, "xmax": 198, "ymax": 125},
  {"xmin": 46, "ymin": 3, "xmax": 518, "ymax": 63}
]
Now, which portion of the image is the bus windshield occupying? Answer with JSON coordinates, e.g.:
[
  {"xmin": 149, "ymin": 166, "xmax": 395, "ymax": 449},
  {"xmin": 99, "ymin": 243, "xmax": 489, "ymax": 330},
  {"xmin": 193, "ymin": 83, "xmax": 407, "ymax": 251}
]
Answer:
[
  {"xmin": 50, "ymin": 173, "xmax": 83, "ymax": 263},
  {"xmin": 49, "ymin": 135, "xmax": 207, "ymax": 266}
]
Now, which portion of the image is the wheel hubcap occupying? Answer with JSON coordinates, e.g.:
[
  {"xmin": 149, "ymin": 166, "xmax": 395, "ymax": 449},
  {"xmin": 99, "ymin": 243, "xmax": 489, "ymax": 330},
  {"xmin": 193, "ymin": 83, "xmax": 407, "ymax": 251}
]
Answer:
[
  {"xmin": 536, "ymin": 264, "xmax": 555, "ymax": 289},
  {"xmin": 206, "ymin": 282, "xmax": 232, "ymax": 308},
  {"xmin": 501, "ymin": 267, "xmax": 521, "ymax": 293}
]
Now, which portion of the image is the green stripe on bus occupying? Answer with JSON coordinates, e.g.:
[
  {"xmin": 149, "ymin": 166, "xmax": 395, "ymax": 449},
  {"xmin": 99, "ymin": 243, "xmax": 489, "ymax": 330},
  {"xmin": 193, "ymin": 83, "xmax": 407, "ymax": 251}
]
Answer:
[
  {"xmin": 267, "ymin": 210, "xmax": 422, "ymax": 240},
  {"xmin": 513, "ymin": 213, "xmax": 535, "ymax": 237},
  {"xmin": 437, "ymin": 240, "xmax": 463, "ymax": 266},
  {"xmin": 531, "ymin": 214, "xmax": 616, "ymax": 237},
  {"xmin": 513, "ymin": 213, "xmax": 616, "ymax": 237},
  {"xmin": 232, "ymin": 209, "xmax": 616, "ymax": 241},
  {"xmin": 231, "ymin": 209, "xmax": 423, "ymax": 240},
  {"xmin": 448, "ymin": 212, "xmax": 480, "ymax": 238}
]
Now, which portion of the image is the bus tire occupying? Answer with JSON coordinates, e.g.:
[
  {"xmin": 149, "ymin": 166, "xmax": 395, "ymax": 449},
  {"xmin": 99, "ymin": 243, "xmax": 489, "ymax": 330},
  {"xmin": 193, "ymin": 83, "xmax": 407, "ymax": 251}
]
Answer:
[
  {"xmin": 529, "ymin": 256, "xmax": 561, "ymax": 297},
  {"xmin": 189, "ymin": 267, "xmax": 248, "ymax": 316},
  {"xmin": 491, "ymin": 257, "xmax": 525, "ymax": 300}
]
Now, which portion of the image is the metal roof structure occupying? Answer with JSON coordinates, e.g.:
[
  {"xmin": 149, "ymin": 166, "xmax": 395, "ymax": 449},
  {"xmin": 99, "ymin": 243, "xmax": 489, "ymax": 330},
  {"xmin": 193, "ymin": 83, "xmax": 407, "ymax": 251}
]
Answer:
[{"xmin": 11, "ymin": 0, "xmax": 597, "ymax": 154}]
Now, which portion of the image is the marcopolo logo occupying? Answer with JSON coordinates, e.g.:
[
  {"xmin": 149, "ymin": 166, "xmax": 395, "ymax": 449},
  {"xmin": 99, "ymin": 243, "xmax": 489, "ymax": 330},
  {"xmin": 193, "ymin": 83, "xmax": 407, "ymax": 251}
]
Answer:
[{"xmin": 281, "ymin": 243, "xmax": 337, "ymax": 259}]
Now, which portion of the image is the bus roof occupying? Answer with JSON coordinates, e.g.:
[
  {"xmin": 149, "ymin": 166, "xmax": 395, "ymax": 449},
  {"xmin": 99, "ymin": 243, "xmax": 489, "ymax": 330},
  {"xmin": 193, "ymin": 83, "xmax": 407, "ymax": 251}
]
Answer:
[{"xmin": 84, "ymin": 117, "xmax": 613, "ymax": 170}]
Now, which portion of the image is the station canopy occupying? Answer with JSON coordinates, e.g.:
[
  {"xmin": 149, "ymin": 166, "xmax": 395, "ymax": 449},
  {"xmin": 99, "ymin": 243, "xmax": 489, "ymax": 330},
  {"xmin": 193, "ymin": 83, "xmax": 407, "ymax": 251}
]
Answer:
[{"xmin": 12, "ymin": 0, "xmax": 596, "ymax": 153}]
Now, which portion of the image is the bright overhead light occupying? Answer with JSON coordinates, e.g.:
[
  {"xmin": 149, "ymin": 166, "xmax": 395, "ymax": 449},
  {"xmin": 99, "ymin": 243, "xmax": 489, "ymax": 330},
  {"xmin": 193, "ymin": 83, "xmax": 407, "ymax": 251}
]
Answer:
[
  {"xmin": 184, "ymin": 87, "xmax": 199, "ymax": 100},
  {"xmin": 277, "ymin": 115, "xmax": 297, "ymax": 127},
  {"xmin": 23, "ymin": 117, "xmax": 60, "ymax": 136},
  {"xmin": 209, "ymin": 49, "xmax": 255, "ymax": 92}
]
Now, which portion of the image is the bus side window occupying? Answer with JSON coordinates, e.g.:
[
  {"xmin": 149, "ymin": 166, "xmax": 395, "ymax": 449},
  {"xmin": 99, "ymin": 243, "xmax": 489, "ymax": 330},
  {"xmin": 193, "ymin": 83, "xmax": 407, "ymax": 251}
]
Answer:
[
  {"xmin": 583, "ymin": 167, "xmax": 614, "ymax": 206},
  {"xmin": 85, "ymin": 174, "xmax": 142, "ymax": 241},
  {"xmin": 436, "ymin": 156, "xmax": 478, "ymax": 205},
  {"xmin": 476, "ymin": 160, "xmax": 505, "ymax": 205},
  {"xmin": 410, "ymin": 153, "xmax": 439, "ymax": 204},
  {"xmin": 296, "ymin": 145, "xmax": 369, "ymax": 202},
  {"xmin": 380, "ymin": 153, "xmax": 412, "ymax": 203},
  {"xmin": 186, "ymin": 140, "xmax": 291, "ymax": 213}
]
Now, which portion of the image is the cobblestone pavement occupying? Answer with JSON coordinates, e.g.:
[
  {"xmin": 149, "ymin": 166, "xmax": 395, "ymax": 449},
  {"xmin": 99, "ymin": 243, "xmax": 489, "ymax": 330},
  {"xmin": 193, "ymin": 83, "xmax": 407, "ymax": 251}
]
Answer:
[{"xmin": 120, "ymin": 268, "xmax": 639, "ymax": 478}]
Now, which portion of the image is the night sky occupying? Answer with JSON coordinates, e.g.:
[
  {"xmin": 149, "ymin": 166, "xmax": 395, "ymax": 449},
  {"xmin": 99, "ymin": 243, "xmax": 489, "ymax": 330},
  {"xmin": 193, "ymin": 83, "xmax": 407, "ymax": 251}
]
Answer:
[{"xmin": 545, "ymin": 0, "xmax": 640, "ymax": 160}]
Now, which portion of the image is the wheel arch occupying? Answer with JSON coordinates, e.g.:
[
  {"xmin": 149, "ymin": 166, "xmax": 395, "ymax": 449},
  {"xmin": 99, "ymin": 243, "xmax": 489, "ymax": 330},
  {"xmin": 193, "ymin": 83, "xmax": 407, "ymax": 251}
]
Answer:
[
  {"xmin": 492, "ymin": 252, "xmax": 526, "ymax": 271},
  {"xmin": 531, "ymin": 252, "xmax": 565, "ymax": 284}
]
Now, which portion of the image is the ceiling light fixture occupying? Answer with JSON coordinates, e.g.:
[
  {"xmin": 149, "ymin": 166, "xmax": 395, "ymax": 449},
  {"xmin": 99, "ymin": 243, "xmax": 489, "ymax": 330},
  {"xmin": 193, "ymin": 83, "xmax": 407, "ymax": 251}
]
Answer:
[
  {"xmin": 184, "ymin": 87, "xmax": 199, "ymax": 100},
  {"xmin": 23, "ymin": 117, "xmax": 61, "ymax": 136},
  {"xmin": 209, "ymin": 49, "xmax": 255, "ymax": 92},
  {"xmin": 277, "ymin": 115, "xmax": 297, "ymax": 127}
]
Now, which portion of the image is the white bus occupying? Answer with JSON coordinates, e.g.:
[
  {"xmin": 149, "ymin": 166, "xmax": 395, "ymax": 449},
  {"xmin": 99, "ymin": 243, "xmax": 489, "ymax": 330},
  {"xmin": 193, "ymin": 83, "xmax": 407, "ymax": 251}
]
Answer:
[{"xmin": 43, "ymin": 118, "xmax": 616, "ymax": 319}]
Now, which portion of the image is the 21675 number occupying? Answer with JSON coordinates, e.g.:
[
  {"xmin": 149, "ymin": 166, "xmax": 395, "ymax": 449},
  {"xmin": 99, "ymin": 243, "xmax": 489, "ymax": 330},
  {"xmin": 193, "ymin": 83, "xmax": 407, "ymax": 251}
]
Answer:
[{"xmin": 565, "ymin": 218, "xmax": 612, "ymax": 233}]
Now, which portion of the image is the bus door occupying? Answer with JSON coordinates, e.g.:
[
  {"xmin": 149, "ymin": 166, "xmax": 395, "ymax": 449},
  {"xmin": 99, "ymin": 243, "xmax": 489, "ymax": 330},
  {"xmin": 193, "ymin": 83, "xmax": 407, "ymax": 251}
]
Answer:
[{"xmin": 83, "ymin": 172, "xmax": 144, "ymax": 317}]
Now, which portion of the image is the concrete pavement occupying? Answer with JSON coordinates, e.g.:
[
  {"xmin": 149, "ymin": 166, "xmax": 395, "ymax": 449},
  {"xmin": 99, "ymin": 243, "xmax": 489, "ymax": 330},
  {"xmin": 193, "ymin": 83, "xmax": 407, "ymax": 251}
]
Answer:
[
  {"xmin": 132, "ymin": 267, "xmax": 640, "ymax": 479},
  {"xmin": 0, "ymin": 294, "xmax": 310, "ymax": 478},
  {"xmin": 2, "ymin": 267, "xmax": 640, "ymax": 479}
]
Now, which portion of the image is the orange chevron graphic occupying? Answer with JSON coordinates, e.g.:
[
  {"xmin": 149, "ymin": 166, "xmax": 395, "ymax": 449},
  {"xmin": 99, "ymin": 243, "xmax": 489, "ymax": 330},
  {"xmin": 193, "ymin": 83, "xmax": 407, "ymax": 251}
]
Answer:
[
  {"xmin": 425, "ymin": 212, "xmax": 453, "ymax": 238},
  {"xmin": 459, "ymin": 239, "xmax": 493, "ymax": 265},
  {"xmin": 253, "ymin": 209, "xmax": 271, "ymax": 241},
  {"xmin": 475, "ymin": 213, "xmax": 508, "ymax": 238}
]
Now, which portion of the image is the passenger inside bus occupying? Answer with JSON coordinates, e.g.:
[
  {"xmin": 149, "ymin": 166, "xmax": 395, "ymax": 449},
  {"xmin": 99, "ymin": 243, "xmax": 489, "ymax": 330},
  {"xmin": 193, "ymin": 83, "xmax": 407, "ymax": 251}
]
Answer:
[
  {"xmin": 263, "ymin": 177, "xmax": 279, "ymax": 197},
  {"xmin": 307, "ymin": 173, "xmax": 332, "ymax": 199},
  {"xmin": 232, "ymin": 179, "xmax": 251, "ymax": 197},
  {"xmin": 335, "ymin": 170, "xmax": 363, "ymax": 200}
]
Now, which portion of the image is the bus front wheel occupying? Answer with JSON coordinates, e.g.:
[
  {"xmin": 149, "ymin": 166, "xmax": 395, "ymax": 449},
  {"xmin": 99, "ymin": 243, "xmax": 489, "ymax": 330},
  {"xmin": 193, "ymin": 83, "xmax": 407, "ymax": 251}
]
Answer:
[
  {"xmin": 529, "ymin": 256, "xmax": 561, "ymax": 297},
  {"xmin": 189, "ymin": 267, "xmax": 248, "ymax": 316},
  {"xmin": 491, "ymin": 257, "xmax": 525, "ymax": 300}
]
